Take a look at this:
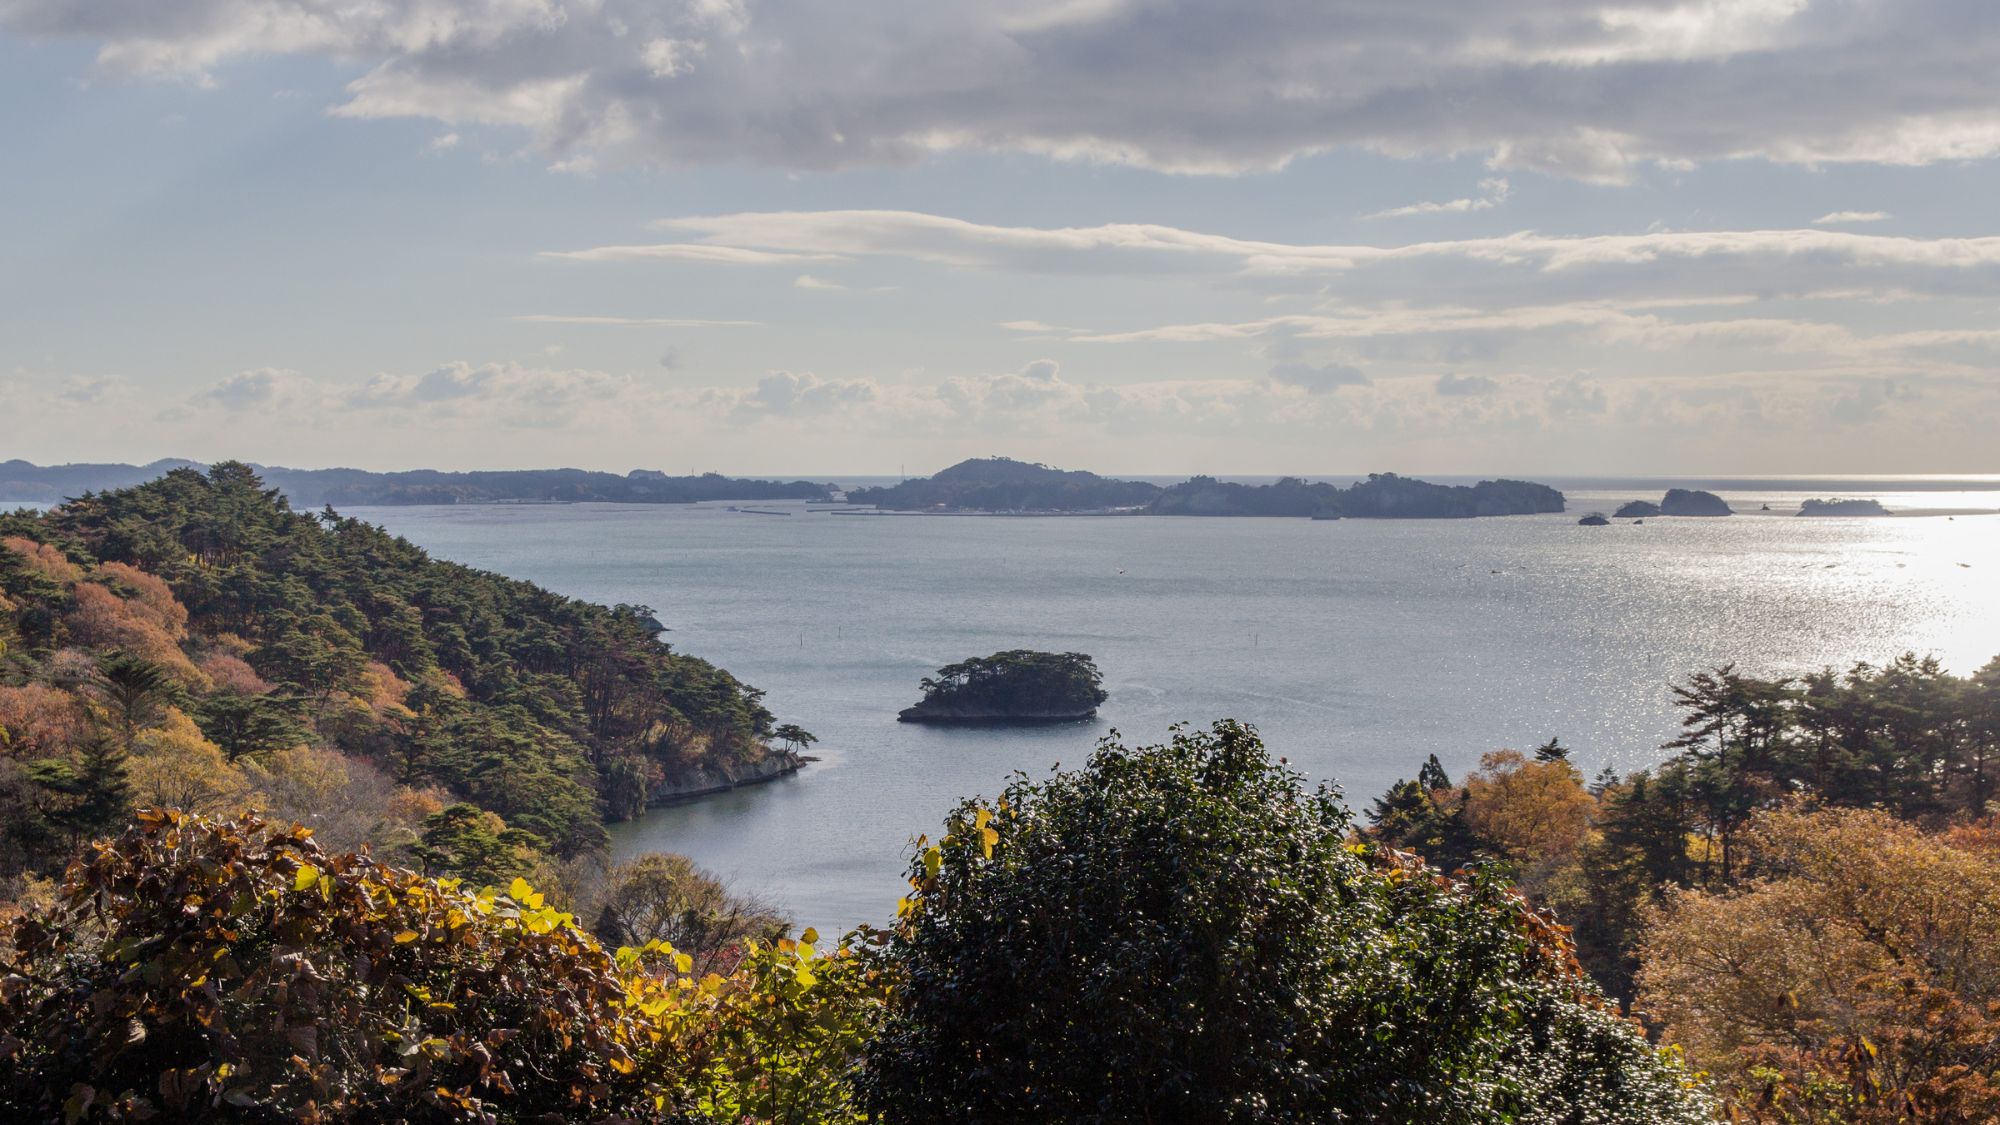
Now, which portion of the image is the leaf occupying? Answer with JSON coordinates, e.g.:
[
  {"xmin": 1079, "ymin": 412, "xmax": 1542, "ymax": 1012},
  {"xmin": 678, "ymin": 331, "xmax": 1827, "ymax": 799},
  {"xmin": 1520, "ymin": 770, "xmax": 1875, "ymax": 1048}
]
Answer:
[
  {"xmin": 800, "ymin": 927, "xmax": 820, "ymax": 945},
  {"xmin": 507, "ymin": 876, "xmax": 533, "ymax": 901},
  {"xmin": 673, "ymin": 952, "xmax": 693, "ymax": 974},
  {"xmin": 293, "ymin": 864, "xmax": 319, "ymax": 892},
  {"xmin": 393, "ymin": 930, "xmax": 420, "ymax": 944},
  {"xmin": 923, "ymin": 846, "xmax": 942, "ymax": 879}
]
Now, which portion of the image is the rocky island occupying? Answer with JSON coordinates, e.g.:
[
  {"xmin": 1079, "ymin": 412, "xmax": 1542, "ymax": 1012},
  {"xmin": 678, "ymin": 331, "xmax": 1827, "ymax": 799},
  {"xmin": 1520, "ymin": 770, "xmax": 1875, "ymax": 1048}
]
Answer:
[
  {"xmin": 1614, "ymin": 500, "xmax": 1662, "ymax": 518},
  {"xmin": 1799, "ymin": 498, "xmax": 1892, "ymax": 516},
  {"xmin": 898, "ymin": 650, "xmax": 1109, "ymax": 724},
  {"xmin": 1659, "ymin": 489, "xmax": 1734, "ymax": 516}
]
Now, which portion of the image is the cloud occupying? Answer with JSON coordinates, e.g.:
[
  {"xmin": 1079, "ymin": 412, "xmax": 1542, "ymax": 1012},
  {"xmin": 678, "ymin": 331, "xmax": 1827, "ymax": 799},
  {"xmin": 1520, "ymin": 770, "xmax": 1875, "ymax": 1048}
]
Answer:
[
  {"xmin": 345, "ymin": 361, "xmax": 636, "ymax": 426},
  {"xmin": 1365, "ymin": 178, "xmax": 1510, "ymax": 220},
  {"xmin": 1435, "ymin": 372, "xmax": 1499, "ymax": 397},
  {"xmin": 558, "ymin": 211, "xmax": 2000, "ymax": 308},
  {"xmin": 738, "ymin": 370, "xmax": 878, "ymax": 418},
  {"xmin": 13, "ymin": 0, "xmax": 2000, "ymax": 180},
  {"xmin": 1545, "ymin": 375, "xmax": 1608, "ymax": 417},
  {"xmin": 195, "ymin": 368, "xmax": 297, "ymax": 410},
  {"xmin": 792, "ymin": 273, "xmax": 845, "ymax": 290},
  {"xmin": 1814, "ymin": 211, "xmax": 1893, "ymax": 225},
  {"xmin": 1266, "ymin": 360, "xmax": 1368, "ymax": 394}
]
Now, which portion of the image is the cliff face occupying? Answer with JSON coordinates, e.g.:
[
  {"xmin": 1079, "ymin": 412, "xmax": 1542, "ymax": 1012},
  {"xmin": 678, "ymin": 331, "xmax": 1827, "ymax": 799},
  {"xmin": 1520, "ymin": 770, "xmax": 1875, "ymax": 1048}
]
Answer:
[
  {"xmin": 897, "ymin": 700, "xmax": 1098, "ymax": 724},
  {"xmin": 1660, "ymin": 489, "xmax": 1734, "ymax": 516},
  {"xmin": 648, "ymin": 750, "xmax": 805, "ymax": 804}
]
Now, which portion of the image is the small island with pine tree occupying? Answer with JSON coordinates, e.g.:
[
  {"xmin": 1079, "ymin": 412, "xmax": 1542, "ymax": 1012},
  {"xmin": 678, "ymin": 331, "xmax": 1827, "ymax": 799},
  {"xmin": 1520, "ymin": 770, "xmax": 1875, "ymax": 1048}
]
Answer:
[{"xmin": 898, "ymin": 650, "xmax": 1109, "ymax": 724}]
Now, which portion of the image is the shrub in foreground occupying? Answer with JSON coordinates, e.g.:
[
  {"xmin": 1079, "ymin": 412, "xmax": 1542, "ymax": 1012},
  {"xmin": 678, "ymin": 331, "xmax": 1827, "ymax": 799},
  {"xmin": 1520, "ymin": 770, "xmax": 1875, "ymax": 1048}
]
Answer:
[
  {"xmin": 862, "ymin": 721, "xmax": 1713, "ymax": 1124},
  {"xmin": 0, "ymin": 809, "xmax": 885, "ymax": 1123}
]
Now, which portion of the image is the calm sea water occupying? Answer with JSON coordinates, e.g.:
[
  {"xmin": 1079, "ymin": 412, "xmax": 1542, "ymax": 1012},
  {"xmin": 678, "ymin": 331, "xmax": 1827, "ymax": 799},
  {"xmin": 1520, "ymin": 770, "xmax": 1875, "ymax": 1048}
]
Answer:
[{"xmin": 278, "ymin": 483, "xmax": 1995, "ymax": 930}]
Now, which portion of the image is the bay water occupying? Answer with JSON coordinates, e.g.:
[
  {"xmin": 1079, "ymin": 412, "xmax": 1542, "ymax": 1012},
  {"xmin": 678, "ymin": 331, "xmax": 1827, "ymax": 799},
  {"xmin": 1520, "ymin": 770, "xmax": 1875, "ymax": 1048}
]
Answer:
[{"xmin": 333, "ymin": 480, "xmax": 2000, "ymax": 930}]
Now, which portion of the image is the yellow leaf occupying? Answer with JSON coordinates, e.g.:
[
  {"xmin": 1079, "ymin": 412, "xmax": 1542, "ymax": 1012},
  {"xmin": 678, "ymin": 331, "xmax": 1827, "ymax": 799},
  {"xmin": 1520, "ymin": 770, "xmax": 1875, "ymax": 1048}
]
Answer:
[
  {"xmin": 980, "ymin": 825, "xmax": 999, "ymax": 859},
  {"xmin": 673, "ymin": 952, "xmax": 693, "ymax": 974},
  {"xmin": 508, "ymin": 876, "xmax": 533, "ymax": 901},
  {"xmin": 975, "ymin": 807, "xmax": 992, "ymax": 832},
  {"xmin": 800, "ymin": 927, "xmax": 820, "ymax": 945},
  {"xmin": 293, "ymin": 864, "xmax": 319, "ymax": 892},
  {"xmin": 394, "ymin": 930, "xmax": 420, "ymax": 944}
]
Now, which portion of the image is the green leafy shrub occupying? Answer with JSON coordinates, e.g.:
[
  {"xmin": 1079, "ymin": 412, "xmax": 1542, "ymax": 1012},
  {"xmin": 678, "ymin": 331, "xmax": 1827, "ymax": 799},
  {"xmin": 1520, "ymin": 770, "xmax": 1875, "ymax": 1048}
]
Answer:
[{"xmin": 862, "ymin": 721, "xmax": 1713, "ymax": 1124}]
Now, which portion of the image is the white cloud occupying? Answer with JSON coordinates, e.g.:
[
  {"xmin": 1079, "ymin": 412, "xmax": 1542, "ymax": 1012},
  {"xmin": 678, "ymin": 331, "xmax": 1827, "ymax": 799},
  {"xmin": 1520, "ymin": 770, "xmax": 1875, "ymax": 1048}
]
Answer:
[
  {"xmin": 1814, "ymin": 210, "xmax": 1893, "ymax": 224},
  {"xmin": 1365, "ymin": 178, "xmax": 1510, "ymax": 220},
  {"xmin": 558, "ymin": 211, "xmax": 2000, "ymax": 304},
  {"xmin": 13, "ymin": 0, "xmax": 2000, "ymax": 179},
  {"xmin": 792, "ymin": 273, "xmax": 845, "ymax": 290}
]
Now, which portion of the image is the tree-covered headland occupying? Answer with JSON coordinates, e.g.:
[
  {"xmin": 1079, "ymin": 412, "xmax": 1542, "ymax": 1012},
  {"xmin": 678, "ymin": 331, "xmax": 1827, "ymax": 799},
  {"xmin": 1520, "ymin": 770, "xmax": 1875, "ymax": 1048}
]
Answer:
[{"xmin": 0, "ymin": 464, "xmax": 798, "ymax": 895}]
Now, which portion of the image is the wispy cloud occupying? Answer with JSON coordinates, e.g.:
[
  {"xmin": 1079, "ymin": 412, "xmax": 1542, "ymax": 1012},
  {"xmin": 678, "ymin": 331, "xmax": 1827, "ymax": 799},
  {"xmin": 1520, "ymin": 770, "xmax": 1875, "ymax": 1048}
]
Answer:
[
  {"xmin": 1813, "ymin": 210, "xmax": 1893, "ymax": 225},
  {"xmin": 1365, "ymin": 179, "xmax": 1511, "ymax": 220}
]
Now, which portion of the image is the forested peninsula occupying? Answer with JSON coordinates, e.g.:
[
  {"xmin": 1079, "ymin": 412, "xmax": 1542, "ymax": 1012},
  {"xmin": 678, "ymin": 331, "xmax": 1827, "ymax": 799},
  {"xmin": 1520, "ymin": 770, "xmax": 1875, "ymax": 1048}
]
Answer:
[
  {"xmin": 0, "ymin": 459, "xmax": 833, "ymax": 507},
  {"xmin": 0, "ymin": 464, "xmax": 800, "ymax": 889}
]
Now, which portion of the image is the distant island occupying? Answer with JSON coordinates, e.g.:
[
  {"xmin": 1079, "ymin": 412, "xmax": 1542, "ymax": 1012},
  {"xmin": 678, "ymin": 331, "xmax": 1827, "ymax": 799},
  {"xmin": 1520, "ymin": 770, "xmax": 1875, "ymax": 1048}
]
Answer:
[
  {"xmin": 1658, "ymin": 489, "xmax": 1734, "ymax": 516},
  {"xmin": 1613, "ymin": 499, "xmax": 1661, "ymax": 518},
  {"xmin": 849, "ymin": 457, "xmax": 1160, "ymax": 512},
  {"xmin": 1799, "ymin": 498, "xmax": 1892, "ymax": 517},
  {"xmin": 1149, "ymin": 472, "xmax": 1563, "ymax": 518},
  {"xmin": 898, "ymin": 650, "xmax": 1108, "ymax": 724},
  {"xmin": 0, "ymin": 459, "xmax": 834, "ymax": 507},
  {"xmin": 855, "ymin": 459, "xmax": 1566, "ymax": 519}
]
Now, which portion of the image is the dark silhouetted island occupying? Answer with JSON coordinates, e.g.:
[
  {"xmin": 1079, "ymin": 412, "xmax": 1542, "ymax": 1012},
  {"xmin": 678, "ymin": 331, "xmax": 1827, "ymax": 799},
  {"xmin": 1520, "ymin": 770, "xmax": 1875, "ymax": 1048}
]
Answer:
[
  {"xmin": 899, "ymin": 650, "xmax": 1108, "ymax": 724},
  {"xmin": 1578, "ymin": 513, "xmax": 1610, "ymax": 526},
  {"xmin": 850, "ymin": 457, "xmax": 1161, "ymax": 512},
  {"xmin": 0, "ymin": 459, "xmax": 833, "ymax": 507},
  {"xmin": 1614, "ymin": 500, "xmax": 1663, "ymax": 518},
  {"xmin": 1659, "ymin": 489, "xmax": 1734, "ymax": 516},
  {"xmin": 1149, "ymin": 472, "xmax": 1564, "ymax": 518},
  {"xmin": 1799, "ymin": 498, "xmax": 1892, "ymax": 516}
]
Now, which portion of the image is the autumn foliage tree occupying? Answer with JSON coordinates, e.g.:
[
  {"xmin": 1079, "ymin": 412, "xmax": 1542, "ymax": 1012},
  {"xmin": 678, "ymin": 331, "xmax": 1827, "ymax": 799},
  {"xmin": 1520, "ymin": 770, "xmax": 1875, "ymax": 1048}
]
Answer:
[
  {"xmin": 0, "ymin": 809, "xmax": 888, "ymax": 1124},
  {"xmin": 1638, "ymin": 806, "xmax": 2000, "ymax": 1123}
]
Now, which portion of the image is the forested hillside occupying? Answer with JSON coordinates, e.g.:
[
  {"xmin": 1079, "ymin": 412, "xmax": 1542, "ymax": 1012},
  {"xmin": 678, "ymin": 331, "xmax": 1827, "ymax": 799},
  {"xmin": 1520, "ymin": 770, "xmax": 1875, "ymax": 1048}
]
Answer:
[
  {"xmin": 1368, "ymin": 654, "xmax": 2000, "ymax": 1119},
  {"xmin": 0, "ymin": 464, "xmax": 794, "ymax": 895}
]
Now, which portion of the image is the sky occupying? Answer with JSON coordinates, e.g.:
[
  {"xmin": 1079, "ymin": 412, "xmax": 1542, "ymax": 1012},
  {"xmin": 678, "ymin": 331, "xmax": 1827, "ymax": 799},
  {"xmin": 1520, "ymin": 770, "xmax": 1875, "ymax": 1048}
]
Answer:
[{"xmin": 3, "ymin": 0, "xmax": 2000, "ymax": 476}]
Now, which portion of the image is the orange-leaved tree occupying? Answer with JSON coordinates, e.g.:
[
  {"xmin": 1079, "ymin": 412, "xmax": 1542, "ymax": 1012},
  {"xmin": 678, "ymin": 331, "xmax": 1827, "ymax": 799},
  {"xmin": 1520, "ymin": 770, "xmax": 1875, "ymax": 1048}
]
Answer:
[{"xmin": 1637, "ymin": 806, "xmax": 2000, "ymax": 1123}]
